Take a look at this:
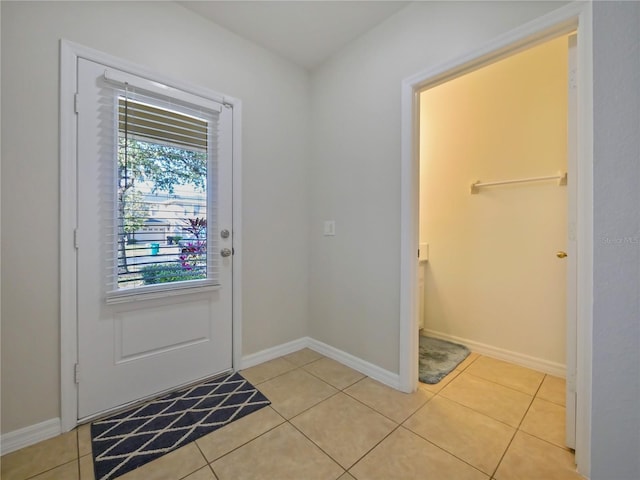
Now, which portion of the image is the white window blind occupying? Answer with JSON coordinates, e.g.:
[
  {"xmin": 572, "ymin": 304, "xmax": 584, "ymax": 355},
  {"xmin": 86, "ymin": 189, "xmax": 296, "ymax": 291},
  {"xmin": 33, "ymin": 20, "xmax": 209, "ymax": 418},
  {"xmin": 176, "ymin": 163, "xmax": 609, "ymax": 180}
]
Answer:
[{"xmin": 101, "ymin": 84, "xmax": 221, "ymax": 297}]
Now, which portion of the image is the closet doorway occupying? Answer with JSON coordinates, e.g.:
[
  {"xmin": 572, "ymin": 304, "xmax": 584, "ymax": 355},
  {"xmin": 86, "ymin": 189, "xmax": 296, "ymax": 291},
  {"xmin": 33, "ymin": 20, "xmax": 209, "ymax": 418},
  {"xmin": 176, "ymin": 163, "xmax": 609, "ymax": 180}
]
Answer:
[
  {"xmin": 398, "ymin": 6, "xmax": 594, "ymax": 473},
  {"xmin": 399, "ymin": 2, "xmax": 594, "ymax": 477},
  {"xmin": 417, "ymin": 33, "xmax": 576, "ymax": 447}
]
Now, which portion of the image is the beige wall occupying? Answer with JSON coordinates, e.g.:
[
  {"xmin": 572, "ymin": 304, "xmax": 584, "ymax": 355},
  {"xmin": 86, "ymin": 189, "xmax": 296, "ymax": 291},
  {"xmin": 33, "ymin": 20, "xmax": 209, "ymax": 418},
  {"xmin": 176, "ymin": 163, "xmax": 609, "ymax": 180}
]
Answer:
[
  {"xmin": 419, "ymin": 36, "xmax": 569, "ymax": 366},
  {"xmin": 1, "ymin": 1, "xmax": 310, "ymax": 434}
]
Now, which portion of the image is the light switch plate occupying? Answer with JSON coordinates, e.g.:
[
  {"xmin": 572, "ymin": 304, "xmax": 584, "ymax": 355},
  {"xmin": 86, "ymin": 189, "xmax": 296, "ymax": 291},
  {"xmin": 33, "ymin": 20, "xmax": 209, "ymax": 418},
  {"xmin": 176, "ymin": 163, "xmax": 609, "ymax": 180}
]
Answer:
[{"xmin": 323, "ymin": 220, "xmax": 335, "ymax": 236}]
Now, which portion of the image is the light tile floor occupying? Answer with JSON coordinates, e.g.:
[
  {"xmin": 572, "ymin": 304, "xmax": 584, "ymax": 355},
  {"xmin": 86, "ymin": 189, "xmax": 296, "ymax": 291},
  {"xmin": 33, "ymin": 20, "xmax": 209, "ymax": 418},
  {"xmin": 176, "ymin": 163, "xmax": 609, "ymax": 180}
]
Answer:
[{"xmin": 1, "ymin": 349, "xmax": 585, "ymax": 480}]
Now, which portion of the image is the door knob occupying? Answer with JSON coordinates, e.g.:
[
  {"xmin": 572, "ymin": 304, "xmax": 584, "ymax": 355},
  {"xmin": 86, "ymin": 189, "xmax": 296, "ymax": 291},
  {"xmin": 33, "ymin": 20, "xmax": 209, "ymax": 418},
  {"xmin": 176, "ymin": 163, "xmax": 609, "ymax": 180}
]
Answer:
[
  {"xmin": 220, "ymin": 248, "xmax": 232, "ymax": 258},
  {"xmin": 556, "ymin": 251, "xmax": 567, "ymax": 258}
]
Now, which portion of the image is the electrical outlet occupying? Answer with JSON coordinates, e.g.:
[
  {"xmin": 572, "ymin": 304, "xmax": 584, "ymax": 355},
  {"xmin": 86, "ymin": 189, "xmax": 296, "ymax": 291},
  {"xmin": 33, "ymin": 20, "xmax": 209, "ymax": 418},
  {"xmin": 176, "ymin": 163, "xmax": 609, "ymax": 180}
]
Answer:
[{"xmin": 323, "ymin": 220, "xmax": 335, "ymax": 236}]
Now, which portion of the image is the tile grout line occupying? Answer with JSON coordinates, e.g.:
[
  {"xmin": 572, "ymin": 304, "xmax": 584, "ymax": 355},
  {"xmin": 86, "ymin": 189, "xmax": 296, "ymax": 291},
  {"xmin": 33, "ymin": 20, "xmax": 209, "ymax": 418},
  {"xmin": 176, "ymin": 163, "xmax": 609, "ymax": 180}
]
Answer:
[
  {"xmin": 489, "ymin": 373, "xmax": 547, "ymax": 479},
  {"xmin": 215, "ymin": 364, "xmax": 350, "ymax": 475},
  {"xmin": 341, "ymin": 379, "xmax": 434, "ymax": 426},
  {"xmin": 14, "ymin": 429, "xmax": 80, "ymax": 480},
  {"xmin": 247, "ymin": 356, "xmax": 344, "ymax": 397},
  {"xmin": 456, "ymin": 352, "xmax": 482, "ymax": 372},
  {"xmin": 245, "ymin": 350, "xmax": 326, "ymax": 385},
  {"xmin": 412, "ymin": 385, "xmax": 513, "ymax": 478},
  {"xmin": 243, "ymin": 362, "xmax": 299, "ymax": 387},
  {"xmin": 535, "ymin": 376, "xmax": 569, "ymax": 408},
  {"xmin": 282, "ymin": 363, "xmax": 367, "ymax": 471},
  {"xmin": 191, "ymin": 439, "xmax": 219, "ymax": 480},
  {"xmin": 23, "ymin": 458, "xmax": 79, "ymax": 480},
  {"xmin": 399, "ymin": 420, "xmax": 499, "ymax": 479},
  {"xmin": 300, "ymin": 364, "xmax": 366, "ymax": 391},
  {"xmin": 337, "ymin": 378, "xmax": 440, "ymax": 475},
  {"xmin": 525, "ymin": 374, "xmax": 576, "ymax": 450},
  {"xmin": 291, "ymin": 353, "xmax": 569, "ymax": 479},
  {"xmin": 412, "ymin": 388, "xmax": 519, "ymax": 432},
  {"xmin": 285, "ymin": 388, "xmax": 343, "ymax": 420},
  {"xmin": 432, "ymin": 361, "xmax": 553, "ymax": 426},
  {"xmin": 295, "ymin": 366, "xmax": 357, "ymax": 394},
  {"xmin": 463, "ymin": 370, "xmax": 545, "ymax": 396},
  {"xmin": 277, "ymin": 363, "xmax": 416, "ymax": 476},
  {"xmin": 76, "ymin": 427, "xmax": 82, "ymax": 480},
  {"xmin": 346, "ymin": 423, "xmax": 404, "ymax": 475},
  {"xmin": 420, "ymin": 370, "xmax": 461, "ymax": 396},
  {"xmin": 199, "ymin": 360, "xmax": 346, "ymax": 469},
  {"xmin": 425, "ymin": 358, "xmax": 572, "ymax": 477},
  {"xmin": 432, "ymin": 376, "xmax": 531, "ymax": 430},
  {"xmin": 285, "ymin": 414, "xmax": 349, "ymax": 473},
  {"xmin": 351, "ymin": 422, "xmax": 491, "ymax": 480},
  {"xmin": 16, "ymin": 351, "xmax": 568, "ymax": 479},
  {"xmin": 200, "ymin": 407, "xmax": 287, "ymax": 465}
]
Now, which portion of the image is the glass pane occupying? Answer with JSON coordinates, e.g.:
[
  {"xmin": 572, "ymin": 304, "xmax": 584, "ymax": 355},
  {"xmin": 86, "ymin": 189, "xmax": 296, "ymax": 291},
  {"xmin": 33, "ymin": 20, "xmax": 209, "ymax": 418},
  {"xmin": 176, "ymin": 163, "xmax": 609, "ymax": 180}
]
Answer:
[{"xmin": 116, "ymin": 97, "xmax": 209, "ymax": 290}]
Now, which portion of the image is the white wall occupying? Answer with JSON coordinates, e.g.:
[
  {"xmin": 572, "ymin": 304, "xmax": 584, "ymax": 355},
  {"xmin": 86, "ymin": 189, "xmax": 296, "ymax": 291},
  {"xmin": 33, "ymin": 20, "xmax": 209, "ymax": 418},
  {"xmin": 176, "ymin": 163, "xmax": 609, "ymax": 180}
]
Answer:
[
  {"xmin": 309, "ymin": 1, "xmax": 565, "ymax": 373},
  {"xmin": 0, "ymin": 0, "xmax": 310, "ymax": 434},
  {"xmin": 420, "ymin": 36, "xmax": 568, "ymax": 368},
  {"xmin": 591, "ymin": 1, "xmax": 640, "ymax": 478}
]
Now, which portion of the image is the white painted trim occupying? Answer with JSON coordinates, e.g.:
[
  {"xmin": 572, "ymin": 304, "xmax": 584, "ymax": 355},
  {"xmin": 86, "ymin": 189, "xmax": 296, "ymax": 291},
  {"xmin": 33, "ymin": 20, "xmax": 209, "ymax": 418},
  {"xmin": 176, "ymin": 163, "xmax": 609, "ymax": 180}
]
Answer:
[
  {"xmin": 6, "ymin": 335, "xmax": 401, "ymax": 454},
  {"xmin": 565, "ymin": 32, "xmax": 579, "ymax": 451},
  {"xmin": 59, "ymin": 39, "xmax": 79, "ymax": 434},
  {"xmin": 232, "ymin": 101, "xmax": 243, "ymax": 372},
  {"xmin": 59, "ymin": 39, "xmax": 243, "ymax": 433},
  {"xmin": 240, "ymin": 336, "xmax": 401, "ymax": 390},
  {"xmin": 398, "ymin": 69, "xmax": 420, "ymax": 394},
  {"xmin": 307, "ymin": 338, "xmax": 401, "ymax": 390},
  {"xmin": 0, "ymin": 418, "xmax": 61, "ymax": 455},
  {"xmin": 62, "ymin": 41, "xmax": 239, "ymax": 107},
  {"xmin": 573, "ymin": 3, "xmax": 593, "ymax": 475},
  {"xmin": 240, "ymin": 337, "xmax": 310, "ymax": 370},
  {"xmin": 400, "ymin": 2, "xmax": 593, "ymax": 477},
  {"xmin": 421, "ymin": 329, "xmax": 567, "ymax": 378}
]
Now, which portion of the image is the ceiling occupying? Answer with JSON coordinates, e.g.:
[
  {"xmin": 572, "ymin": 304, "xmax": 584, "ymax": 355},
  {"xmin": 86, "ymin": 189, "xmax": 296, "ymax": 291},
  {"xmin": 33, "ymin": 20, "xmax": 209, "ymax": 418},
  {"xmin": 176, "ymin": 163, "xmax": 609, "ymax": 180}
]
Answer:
[{"xmin": 179, "ymin": 1, "xmax": 411, "ymax": 70}]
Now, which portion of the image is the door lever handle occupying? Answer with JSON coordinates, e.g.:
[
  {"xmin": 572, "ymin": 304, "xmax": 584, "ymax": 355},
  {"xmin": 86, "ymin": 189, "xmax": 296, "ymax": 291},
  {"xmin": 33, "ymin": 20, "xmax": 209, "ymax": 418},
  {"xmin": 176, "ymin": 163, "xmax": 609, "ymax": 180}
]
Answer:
[{"xmin": 556, "ymin": 251, "xmax": 567, "ymax": 258}]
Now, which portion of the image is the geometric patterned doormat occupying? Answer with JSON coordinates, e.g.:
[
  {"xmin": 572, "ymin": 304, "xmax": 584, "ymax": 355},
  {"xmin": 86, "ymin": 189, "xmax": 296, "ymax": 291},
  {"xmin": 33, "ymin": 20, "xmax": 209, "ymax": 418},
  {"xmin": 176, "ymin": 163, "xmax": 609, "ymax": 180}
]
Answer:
[{"xmin": 91, "ymin": 372, "xmax": 270, "ymax": 480}]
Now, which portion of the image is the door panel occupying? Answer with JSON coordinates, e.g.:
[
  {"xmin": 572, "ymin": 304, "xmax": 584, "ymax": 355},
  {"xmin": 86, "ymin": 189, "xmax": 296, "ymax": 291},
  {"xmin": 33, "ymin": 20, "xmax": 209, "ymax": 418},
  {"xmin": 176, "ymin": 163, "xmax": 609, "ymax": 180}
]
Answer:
[
  {"xmin": 115, "ymin": 299, "xmax": 211, "ymax": 362},
  {"xmin": 76, "ymin": 58, "xmax": 233, "ymax": 420}
]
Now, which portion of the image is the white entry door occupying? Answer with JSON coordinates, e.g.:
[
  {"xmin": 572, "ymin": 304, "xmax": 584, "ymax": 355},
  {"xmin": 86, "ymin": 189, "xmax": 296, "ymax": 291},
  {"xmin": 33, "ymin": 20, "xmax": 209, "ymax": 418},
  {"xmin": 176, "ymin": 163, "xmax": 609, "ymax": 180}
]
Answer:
[{"xmin": 76, "ymin": 58, "xmax": 233, "ymax": 420}]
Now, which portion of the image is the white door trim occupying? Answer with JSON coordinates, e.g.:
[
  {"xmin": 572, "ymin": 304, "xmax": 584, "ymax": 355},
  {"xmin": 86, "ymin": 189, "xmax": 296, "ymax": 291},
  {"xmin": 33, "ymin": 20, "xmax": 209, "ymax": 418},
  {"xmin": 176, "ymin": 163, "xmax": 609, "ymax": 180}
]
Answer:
[
  {"xmin": 399, "ymin": 2, "xmax": 593, "ymax": 477},
  {"xmin": 59, "ymin": 39, "xmax": 243, "ymax": 432}
]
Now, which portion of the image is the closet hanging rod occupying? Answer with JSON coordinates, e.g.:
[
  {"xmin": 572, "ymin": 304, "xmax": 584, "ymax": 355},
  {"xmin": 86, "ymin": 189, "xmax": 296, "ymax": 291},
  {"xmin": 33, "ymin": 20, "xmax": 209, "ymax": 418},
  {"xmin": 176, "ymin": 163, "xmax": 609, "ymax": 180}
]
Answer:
[{"xmin": 470, "ymin": 171, "xmax": 567, "ymax": 194}]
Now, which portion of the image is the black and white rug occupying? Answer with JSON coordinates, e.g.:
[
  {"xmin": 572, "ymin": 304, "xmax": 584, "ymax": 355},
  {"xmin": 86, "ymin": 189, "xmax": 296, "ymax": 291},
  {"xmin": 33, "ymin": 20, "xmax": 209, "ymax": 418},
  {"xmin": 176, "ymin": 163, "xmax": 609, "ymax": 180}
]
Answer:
[{"xmin": 91, "ymin": 372, "xmax": 270, "ymax": 480}]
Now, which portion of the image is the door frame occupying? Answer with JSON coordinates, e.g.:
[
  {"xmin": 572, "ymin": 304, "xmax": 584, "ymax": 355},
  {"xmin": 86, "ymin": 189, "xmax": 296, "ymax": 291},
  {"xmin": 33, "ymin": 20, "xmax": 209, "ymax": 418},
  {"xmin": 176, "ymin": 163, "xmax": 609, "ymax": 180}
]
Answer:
[
  {"xmin": 399, "ymin": 2, "xmax": 593, "ymax": 477},
  {"xmin": 59, "ymin": 40, "xmax": 243, "ymax": 432}
]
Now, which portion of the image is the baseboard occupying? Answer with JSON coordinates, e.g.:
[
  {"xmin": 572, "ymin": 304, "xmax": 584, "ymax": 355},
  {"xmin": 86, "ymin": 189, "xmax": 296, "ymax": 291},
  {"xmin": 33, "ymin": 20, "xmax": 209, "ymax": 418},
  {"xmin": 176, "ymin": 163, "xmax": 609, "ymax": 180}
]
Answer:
[
  {"xmin": 306, "ymin": 338, "xmax": 401, "ymax": 390},
  {"xmin": 2, "ymin": 337, "xmax": 389, "ymax": 455},
  {"xmin": 240, "ymin": 337, "xmax": 309, "ymax": 370},
  {"xmin": 240, "ymin": 336, "xmax": 401, "ymax": 390},
  {"xmin": 421, "ymin": 329, "xmax": 566, "ymax": 378},
  {"xmin": 0, "ymin": 418, "xmax": 61, "ymax": 455}
]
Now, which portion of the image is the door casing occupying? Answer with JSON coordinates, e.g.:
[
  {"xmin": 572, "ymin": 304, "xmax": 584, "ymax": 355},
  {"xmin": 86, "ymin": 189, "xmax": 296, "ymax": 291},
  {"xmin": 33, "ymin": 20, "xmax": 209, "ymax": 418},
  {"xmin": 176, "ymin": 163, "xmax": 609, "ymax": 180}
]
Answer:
[
  {"xmin": 399, "ymin": 2, "xmax": 593, "ymax": 476},
  {"xmin": 60, "ymin": 39, "xmax": 243, "ymax": 431}
]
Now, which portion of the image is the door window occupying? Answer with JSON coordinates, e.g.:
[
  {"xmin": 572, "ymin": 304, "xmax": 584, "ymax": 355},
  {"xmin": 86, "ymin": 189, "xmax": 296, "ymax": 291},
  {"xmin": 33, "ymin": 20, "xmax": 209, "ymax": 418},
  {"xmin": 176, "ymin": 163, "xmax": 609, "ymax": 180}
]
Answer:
[{"xmin": 105, "ymin": 89, "xmax": 221, "ymax": 297}]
